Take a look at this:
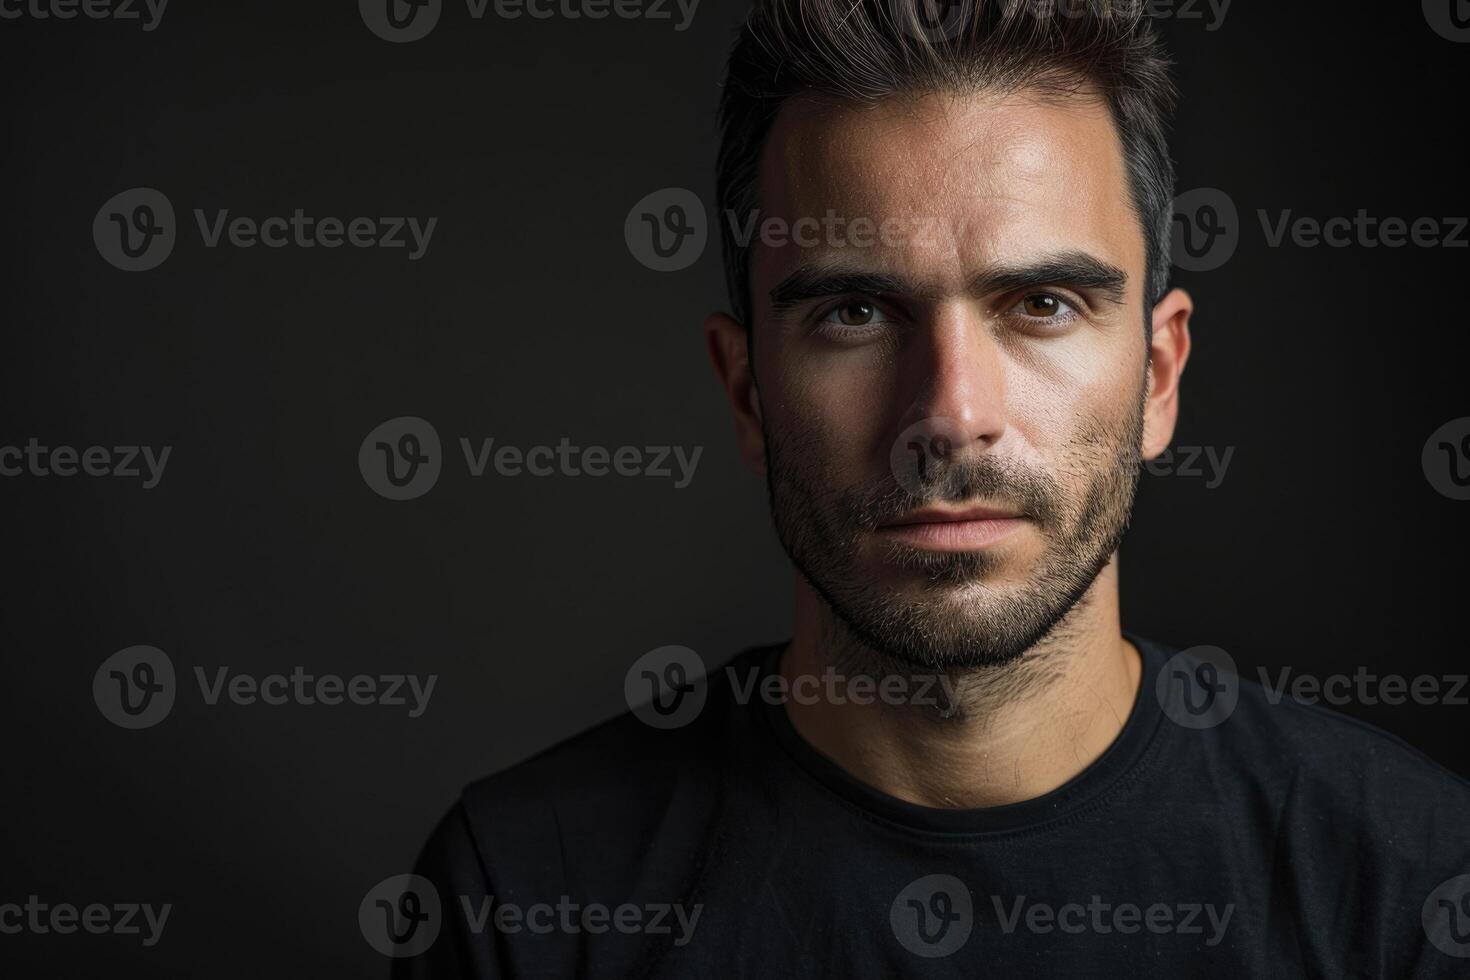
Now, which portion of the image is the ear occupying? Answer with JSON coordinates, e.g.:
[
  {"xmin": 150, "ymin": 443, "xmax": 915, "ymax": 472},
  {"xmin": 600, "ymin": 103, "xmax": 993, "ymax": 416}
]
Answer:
[
  {"xmin": 703, "ymin": 312, "xmax": 767, "ymax": 475},
  {"xmin": 1142, "ymin": 287, "xmax": 1193, "ymax": 460}
]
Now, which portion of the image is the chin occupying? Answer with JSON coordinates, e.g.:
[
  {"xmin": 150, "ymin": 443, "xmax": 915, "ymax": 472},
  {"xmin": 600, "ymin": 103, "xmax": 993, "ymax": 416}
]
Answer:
[
  {"xmin": 828, "ymin": 579, "xmax": 1047, "ymax": 668},
  {"xmin": 870, "ymin": 542, "xmax": 1032, "ymax": 591}
]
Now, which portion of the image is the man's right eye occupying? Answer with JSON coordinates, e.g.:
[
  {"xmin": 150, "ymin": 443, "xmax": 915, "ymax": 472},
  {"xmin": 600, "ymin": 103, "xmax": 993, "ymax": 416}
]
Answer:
[{"xmin": 816, "ymin": 299, "xmax": 893, "ymax": 335}]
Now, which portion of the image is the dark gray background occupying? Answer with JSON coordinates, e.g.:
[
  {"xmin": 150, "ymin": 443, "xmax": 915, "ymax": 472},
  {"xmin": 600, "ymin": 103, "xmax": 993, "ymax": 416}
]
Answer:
[{"xmin": 1, "ymin": 1, "xmax": 1467, "ymax": 974}]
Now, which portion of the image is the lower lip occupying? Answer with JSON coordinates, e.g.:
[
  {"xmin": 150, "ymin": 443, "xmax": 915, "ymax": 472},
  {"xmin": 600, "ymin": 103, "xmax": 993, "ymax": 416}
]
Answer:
[{"xmin": 876, "ymin": 517, "xmax": 1025, "ymax": 551}]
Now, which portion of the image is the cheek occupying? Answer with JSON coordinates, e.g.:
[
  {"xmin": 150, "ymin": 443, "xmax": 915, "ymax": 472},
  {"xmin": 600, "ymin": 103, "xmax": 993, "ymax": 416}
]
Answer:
[
  {"xmin": 766, "ymin": 350, "xmax": 895, "ymax": 481},
  {"xmin": 1005, "ymin": 341, "xmax": 1144, "ymax": 475}
]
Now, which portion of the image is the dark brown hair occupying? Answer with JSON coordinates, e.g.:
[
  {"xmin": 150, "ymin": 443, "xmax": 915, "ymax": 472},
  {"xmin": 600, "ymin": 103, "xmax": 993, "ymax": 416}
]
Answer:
[{"xmin": 717, "ymin": 0, "xmax": 1177, "ymax": 325}]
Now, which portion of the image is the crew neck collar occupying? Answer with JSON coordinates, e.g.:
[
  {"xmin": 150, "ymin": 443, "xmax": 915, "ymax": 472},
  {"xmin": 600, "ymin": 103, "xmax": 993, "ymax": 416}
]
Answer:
[{"xmin": 754, "ymin": 632, "xmax": 1168, "ymax": 836}]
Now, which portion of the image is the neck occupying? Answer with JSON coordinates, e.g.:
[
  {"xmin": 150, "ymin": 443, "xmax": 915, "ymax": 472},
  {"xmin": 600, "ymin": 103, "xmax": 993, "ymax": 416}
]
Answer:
[{"xmin": 780, "ymin": 559, "xmax": 1142, "ymax": 810}]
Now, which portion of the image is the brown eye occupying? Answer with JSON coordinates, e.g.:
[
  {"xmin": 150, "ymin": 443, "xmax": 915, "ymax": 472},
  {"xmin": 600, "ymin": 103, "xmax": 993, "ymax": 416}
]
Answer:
[
  {"xmin": 1020, "ymin": 294, "xmax": 1061, "ymax": 317},
  {"xmin": 818, "ymin": 298, "xmax": 892, "ymax": 335},
  {"xmin": 836, "ymin": 300, "xmax": 876, "ymax": 325}
]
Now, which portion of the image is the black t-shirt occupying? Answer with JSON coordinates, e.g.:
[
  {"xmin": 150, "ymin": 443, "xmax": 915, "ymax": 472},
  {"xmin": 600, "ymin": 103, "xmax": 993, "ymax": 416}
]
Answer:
[{"xmin": 391, "ymin": 635, "xmax": 1470, "ymax": 978}]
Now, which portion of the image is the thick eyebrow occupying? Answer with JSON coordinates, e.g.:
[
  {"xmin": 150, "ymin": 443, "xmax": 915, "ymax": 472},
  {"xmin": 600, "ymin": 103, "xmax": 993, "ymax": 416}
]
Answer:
[
  {"xmin": 768, "ymin": 268, "xmax": 910, "ymax": 316},
  {"xmin": 972, "ymin": 253, "xmax": 1129, "ymax": 305},
  {"xmin": 767, "ymin": 251, "xmax": 1129, "ymax": 316}
]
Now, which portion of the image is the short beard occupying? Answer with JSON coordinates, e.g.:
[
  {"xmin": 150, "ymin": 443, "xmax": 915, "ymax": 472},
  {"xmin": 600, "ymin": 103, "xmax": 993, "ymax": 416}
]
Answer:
[{"xmin": 764, "ymin": 387, "xmax": 1146, "ymax": 676}]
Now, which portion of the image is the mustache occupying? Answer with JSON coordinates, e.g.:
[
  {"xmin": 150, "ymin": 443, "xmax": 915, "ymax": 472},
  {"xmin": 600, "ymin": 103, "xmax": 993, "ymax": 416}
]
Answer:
[{"xmin": 847, "ymin": 453, "xmax": 1063, "ymax": 530}]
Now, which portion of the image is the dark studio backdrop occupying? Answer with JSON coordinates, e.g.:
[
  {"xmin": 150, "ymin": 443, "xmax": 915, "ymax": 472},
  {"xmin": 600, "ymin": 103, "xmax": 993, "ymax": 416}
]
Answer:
[{"xmin": 1, "ymin": 1, "xmax": 1467, "ymax": 974}]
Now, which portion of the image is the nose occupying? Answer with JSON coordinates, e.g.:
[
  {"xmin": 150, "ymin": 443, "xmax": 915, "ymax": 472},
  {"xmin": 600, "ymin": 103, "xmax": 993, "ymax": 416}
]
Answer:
[{"xmin": 896, "ymin": 301, "xmax": 1008, "ymax": 457}]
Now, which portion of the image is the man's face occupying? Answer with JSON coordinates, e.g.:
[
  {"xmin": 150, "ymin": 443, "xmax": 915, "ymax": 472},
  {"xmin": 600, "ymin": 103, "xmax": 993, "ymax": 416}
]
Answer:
[{"xmin": 747, "ymin": 88, "xmax": 1152, "ymax": 671}]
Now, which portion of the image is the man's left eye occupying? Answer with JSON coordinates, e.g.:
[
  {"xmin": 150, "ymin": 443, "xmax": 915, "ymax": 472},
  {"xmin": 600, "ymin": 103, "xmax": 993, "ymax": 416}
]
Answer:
[{"xmin": 1011, "ymin": 293, "xmax": 1076, "ymax": 319}]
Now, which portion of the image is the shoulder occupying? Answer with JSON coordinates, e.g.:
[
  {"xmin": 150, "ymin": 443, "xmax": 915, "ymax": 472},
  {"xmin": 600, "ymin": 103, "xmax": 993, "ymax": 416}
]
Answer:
[
  {"xmin": 466, "ymin": 644, "xmax": 767, "ymax": 820},
  {"xmin": 1145, "ymin": 640, "xmax": 1470, "ymax": 969},
  {"xmin": 1197, "ymin": 648, "xmax": 1470, "ymax": 818},
  {"xmin": 1152, "ymin": 642, "xmax": 1470, "ymax": 898},
  {"xmin": 415, "ymin": 645, "xmax": 770, "ymax": 895}
]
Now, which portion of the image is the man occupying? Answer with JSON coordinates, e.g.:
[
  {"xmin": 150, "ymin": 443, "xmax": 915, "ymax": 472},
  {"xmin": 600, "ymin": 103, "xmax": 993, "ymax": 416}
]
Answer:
[{"xmin": 396, "ymin": 2, "xmax": 1470, "ymax": 975}]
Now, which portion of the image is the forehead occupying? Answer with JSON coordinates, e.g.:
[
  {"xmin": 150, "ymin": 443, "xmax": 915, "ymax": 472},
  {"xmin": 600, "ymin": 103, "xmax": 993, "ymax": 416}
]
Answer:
[{"xmin": 753, "ymin": 86, "xmax": 1142, "ymax": 296}]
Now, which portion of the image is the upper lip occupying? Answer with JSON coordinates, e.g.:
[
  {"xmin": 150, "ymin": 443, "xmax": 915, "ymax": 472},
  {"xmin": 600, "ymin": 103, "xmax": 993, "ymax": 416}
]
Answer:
[{"xmin": 880, "ymin": 504, "xmax": 1022, "ymax": 526}]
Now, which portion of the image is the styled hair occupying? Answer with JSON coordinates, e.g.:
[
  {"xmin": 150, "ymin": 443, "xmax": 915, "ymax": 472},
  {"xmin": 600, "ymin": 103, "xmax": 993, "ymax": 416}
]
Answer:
[{"xmin": 716, "ymin": 0, "xmax": 1178, "ymax": 326}]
